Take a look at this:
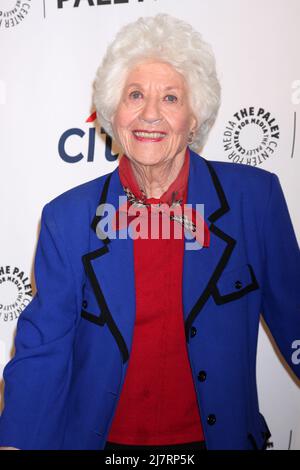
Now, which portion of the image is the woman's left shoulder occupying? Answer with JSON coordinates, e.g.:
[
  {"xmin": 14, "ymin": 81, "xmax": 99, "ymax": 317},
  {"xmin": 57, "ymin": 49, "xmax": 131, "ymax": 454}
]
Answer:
[
  {"xmin": 203, "ymin": 158, "xmax": 278, "ymax": 213},
  {"xmin": 207, "ymin": 158, "xmax": 275, "ymax": 192},
  {"xmin": 208, "ymin": 158, "xmax": 273, "ymax": 180}
]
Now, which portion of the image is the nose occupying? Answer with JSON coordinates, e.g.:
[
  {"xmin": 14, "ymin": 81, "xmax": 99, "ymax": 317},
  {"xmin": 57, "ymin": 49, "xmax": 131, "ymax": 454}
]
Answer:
[
  {"xmin": 140, "ymin": 117, "xmax": 162, "ymax": 124},
  {"xmin": 139, "ymin": 96, "xmax": 162, "ymax": 125}
]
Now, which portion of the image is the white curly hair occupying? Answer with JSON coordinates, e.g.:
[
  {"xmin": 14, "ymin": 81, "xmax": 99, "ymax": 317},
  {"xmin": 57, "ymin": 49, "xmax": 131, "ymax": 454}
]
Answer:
[{"xmin": 93, "ymin": 13, "xmax": 221, "ymax": 153}]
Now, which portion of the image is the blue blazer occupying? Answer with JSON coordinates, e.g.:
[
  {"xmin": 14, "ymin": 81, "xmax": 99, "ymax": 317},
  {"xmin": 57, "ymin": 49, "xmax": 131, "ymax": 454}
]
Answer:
[{"xmin": 0, "ymin": 149, "xmax": 299, "ymax": 450}]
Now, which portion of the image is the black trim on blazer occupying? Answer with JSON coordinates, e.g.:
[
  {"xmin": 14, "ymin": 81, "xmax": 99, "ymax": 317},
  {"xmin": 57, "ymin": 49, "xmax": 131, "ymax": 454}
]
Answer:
[
  {"xmin": 185, "ymin": 223, "xmax": 236, "ymax": 341},
  {"xmin": 205, "ymin": 160, "xmax": 230, "ymax": 223},
  {"xmin": 81, "ymin": 309, "xmax": 105, "ymax": 326},
  {"xmin": 185, "ymin": 160, "xmax": 236, "ymax": 341},
  {"xmin": 90, "ymin": 172, "xmax": 112, "ymax": 245},
  {"xmin": 211, "ymin": 263, "xmax": 259, "ymax": 305},
  {"xmin": 84, "ymin": 160, "xmax": 259, "ymax": 362},
  {"xmin": 185, "ymin": 160, "xmax": 259, "ymax": 341},
  {"xmin": 82, "ymin": 198, "xmax": 129, "ymax": 363}
]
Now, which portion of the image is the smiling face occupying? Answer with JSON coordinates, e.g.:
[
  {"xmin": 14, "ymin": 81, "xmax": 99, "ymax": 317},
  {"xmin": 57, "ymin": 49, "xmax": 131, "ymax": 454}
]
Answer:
[{"xmin": 112, "ymin": 60, "xmax": 197, "ymax": 167}]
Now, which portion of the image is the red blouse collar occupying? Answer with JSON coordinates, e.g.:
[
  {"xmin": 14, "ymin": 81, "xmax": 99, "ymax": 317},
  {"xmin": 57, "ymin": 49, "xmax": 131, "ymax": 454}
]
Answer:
[{"xmin": 118, "ymin": 148, "xmax": 190, "ymax": 206}]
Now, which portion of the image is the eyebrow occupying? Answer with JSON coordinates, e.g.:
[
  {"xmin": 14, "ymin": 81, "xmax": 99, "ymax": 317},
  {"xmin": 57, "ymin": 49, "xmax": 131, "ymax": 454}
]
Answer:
[{"xmin": 126, "ymin": 83, "xmax": 182, "ymax": 92}]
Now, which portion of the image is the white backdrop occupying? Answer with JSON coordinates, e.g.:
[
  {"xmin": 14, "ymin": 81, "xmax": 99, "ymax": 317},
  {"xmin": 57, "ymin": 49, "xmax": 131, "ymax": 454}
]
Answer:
[{"xmin": 0, "ymin": 0, "xmax": 299, "ymax": 450}]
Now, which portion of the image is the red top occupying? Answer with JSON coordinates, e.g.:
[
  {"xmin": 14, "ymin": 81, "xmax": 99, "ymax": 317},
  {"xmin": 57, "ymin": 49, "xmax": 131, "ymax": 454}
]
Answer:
[{"xmin": 107, "ymin": 149, "xmax": 205, "ymax": 445}]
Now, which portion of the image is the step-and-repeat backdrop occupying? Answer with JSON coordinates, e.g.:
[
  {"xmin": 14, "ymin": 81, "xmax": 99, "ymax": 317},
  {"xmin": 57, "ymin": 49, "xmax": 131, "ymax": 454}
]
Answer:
[{"xmin": 0, "ymin": 0, "xmax": 299, "ymax": 449}]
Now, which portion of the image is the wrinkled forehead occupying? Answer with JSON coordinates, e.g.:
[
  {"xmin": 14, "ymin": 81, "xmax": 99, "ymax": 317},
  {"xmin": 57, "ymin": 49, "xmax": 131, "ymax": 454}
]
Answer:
[{"xmin": 122, "ymin": 59, "xmax": 188, "ymax": 92}]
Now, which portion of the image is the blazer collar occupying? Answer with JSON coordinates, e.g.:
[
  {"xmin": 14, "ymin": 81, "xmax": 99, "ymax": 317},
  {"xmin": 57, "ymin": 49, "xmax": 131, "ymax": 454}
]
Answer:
[
  {"xmin": 91, "ymin": 149, "xmax": 229, "ymax": 233},
  {"xmin": 83, "ymin": 149, "xmax": 236, "ymax": 363}
]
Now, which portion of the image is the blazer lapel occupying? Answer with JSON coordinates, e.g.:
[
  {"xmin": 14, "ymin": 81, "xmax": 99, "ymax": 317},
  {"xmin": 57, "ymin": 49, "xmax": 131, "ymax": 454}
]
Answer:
[
  {"xmin": 183, "ymin": 150, "xmax": 236, "ymax": 341},
  {"xmin": 82, "ymin": 167, "xmax": 135, "ymax": 364},
  {"xmin": 82, "ymin": 149, "xmax": 237, "ymax": 363}
]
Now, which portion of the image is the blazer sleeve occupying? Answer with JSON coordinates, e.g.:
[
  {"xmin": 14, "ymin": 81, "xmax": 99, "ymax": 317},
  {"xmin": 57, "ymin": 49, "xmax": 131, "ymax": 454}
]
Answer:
[
  {"xmin": 0, "ymin": 202, "xmax": 78, "ymax": 449},
  {"xmin": 261, "ymin": 173, "xmax": 300, "ymax": 379}
]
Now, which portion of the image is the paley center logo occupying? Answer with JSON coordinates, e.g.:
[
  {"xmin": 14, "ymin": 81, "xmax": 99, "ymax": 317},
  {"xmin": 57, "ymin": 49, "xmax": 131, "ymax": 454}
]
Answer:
[
  {"xmin": 0, "ymin": 0, "xmax": 32, "ymax": 30},
  {"xmin": 58, "ymin": 111, "xmax": 119, "ymax": 163},
  {"xmin": 0, "ymin": 265, "xmax": 33, "ymax": 322},
  {"xmin": 57, "ymin": 0, "xmax": 151, "ymax": 8},
  {"xmin": 223, "ymin": 106, "xmax": 280, "ymax": 166}
]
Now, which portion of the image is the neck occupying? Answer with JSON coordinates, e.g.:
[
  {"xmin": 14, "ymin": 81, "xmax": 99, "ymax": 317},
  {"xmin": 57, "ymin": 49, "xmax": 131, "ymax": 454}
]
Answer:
[{"xmin": 129, "ymin": 149, "xmax": 187, "ymax": 199}]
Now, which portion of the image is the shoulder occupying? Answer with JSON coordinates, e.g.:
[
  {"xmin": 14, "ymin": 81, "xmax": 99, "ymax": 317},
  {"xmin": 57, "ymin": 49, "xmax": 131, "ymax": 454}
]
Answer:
[
  {"xmin": 41, "ymin": 170, "xmax": 115, "ymax": 224},
  {"xmin": 190, "ymin": 149, "xmax": 274, "ymax": 190},
  {"xmin": 207, "ymin": 158, "xmax": 273, "ymax": 186},
  {"xmin": 189, "ymin": 150, "xmax": 279, "ymax": 222},
  {"xmin": 203, "ymin": 158, "xmax": 276, "ymax": 203}
]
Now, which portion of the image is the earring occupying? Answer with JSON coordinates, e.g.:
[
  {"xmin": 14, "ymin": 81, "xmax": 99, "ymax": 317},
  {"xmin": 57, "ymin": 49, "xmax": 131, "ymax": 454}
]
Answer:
[{"xmin": 187, "ymin": 131, "xmax": 194, "ymax": 145}]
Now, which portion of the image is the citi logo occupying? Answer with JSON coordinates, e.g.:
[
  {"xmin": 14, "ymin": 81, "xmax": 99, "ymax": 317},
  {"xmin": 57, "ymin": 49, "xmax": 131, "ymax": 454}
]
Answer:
[
  {"xmin": 57, "ymin": 0, "xmax": 145, "ymax": 8},
  {"xmin": 58, "ymin": 112, "xmax": 119, "ymax": 163}
]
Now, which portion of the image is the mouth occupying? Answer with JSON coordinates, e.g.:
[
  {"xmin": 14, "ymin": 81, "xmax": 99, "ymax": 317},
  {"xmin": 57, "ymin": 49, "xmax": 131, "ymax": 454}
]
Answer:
[{"xmin": 132, "ymin": 130, "xmax": 167, "ymax": 142}]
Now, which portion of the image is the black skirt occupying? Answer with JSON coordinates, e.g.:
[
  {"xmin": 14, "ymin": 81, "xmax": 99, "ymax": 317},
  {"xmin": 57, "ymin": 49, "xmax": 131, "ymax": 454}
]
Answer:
[{"xmin": 104, "ymin": 440, "xmax": 207, "ymax": 451}]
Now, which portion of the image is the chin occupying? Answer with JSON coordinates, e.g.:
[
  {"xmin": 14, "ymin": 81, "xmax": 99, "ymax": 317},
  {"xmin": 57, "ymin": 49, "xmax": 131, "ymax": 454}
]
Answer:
[
  {"xmin": 130, "ymin": 153, "xmax": 166, "ymax": 167},
  {"xmin": 127, "ymin": 146, "xmax": 169, "ymax": 166}
]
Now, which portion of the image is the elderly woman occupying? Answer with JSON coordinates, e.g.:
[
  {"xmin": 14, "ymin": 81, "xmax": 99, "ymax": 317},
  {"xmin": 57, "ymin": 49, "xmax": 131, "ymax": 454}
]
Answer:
[{"xmin": 0, "ymin": 14, "xmax": 299, "ymax": 451}]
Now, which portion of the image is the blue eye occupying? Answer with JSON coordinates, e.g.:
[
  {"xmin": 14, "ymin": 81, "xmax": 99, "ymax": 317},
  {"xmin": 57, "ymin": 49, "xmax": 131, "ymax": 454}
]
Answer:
[
  {"xmin": 129, "ymin": 91, "xmax": 143, "ymax": 99},
  {"xmin": 164, "ymin": 95, "xmax": 178, "ymax": 102}
]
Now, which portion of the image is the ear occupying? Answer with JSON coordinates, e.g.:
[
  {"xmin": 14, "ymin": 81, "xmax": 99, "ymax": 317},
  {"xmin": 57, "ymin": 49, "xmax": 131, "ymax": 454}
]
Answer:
[{"xmin": 189, "ymin": 114, "xmax": 198, "ymax": 134}]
